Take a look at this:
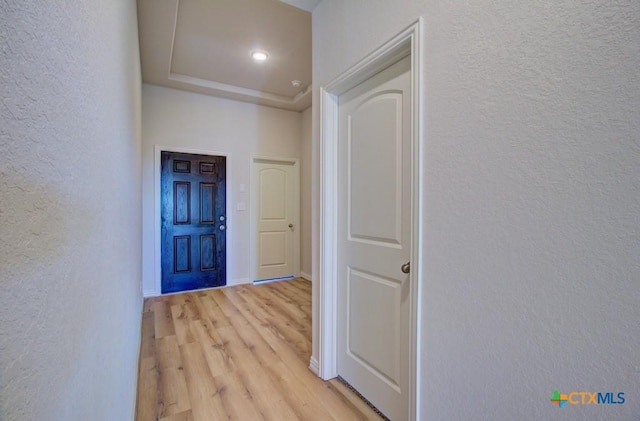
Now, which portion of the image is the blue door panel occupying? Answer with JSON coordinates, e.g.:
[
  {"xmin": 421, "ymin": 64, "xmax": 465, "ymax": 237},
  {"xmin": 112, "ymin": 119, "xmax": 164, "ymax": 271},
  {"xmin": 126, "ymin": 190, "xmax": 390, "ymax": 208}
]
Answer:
[{"xmin": 161, "ymin": 152, "xmax": 226, "ymax": 293}]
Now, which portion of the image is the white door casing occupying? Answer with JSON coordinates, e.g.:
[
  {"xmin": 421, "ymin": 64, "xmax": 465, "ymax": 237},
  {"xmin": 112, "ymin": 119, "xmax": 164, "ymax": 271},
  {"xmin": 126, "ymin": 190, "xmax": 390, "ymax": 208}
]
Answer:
[
  {"xmin": 317, "ymin": 18, "xmax": 423, "ymax": 421},
  {"xmin": 252, "ymin": 158, "xmax": 300, "ymax": 281}
]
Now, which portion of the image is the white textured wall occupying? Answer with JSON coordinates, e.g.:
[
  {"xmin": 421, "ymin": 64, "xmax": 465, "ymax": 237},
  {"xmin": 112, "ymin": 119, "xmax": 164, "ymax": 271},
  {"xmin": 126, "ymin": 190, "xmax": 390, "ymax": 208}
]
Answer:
[
  {"xmin": 300, "ymin": 106, "xmax": 313, "ymax": 279},
  {"xmin": 142, "ymin": 84, "xmax": 302, "ymax": 295},
  {"xmin": 0, "ymin": 1, "xmax": 142, "ymax": 421},
  {"xmin": 313, "ymin": 1, "xmax": 640, "ymax": 419}
]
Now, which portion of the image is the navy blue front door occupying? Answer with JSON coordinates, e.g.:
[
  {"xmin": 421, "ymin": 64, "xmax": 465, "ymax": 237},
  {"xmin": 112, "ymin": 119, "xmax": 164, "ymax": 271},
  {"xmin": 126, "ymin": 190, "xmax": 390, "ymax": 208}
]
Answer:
[{"xmin": 161, "ymin": 151, "xmax": 226, "ymax": 293}]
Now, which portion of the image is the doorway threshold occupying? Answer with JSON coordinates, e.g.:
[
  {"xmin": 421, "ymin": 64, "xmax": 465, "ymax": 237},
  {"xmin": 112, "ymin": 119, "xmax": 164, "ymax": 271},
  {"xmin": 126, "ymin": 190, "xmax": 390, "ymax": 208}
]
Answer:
[{"xmin": 253, "ymin": 275, "xmax": 295, "ymax": 285}]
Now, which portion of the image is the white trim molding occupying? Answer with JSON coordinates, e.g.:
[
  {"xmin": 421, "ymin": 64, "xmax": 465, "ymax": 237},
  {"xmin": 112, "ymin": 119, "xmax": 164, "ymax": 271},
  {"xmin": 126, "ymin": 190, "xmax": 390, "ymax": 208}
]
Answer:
[
  {"xmin": 317, "ymin": 18, "xmax": 424, "ymax": 421},
  {"xmin": 308, "ymin": 356, "xmax": 320, "ymax": 375}
]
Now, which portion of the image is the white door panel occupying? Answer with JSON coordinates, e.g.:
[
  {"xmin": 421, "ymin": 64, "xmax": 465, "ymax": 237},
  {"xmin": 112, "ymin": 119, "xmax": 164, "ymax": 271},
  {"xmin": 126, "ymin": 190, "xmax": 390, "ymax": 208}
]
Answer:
[
  {"xmin": 337, "ymin": 55, "xmax": 411, "ymax": 420},
  {"xmin": 259, "ymin": 231, "xmax": 287, "ymax": 266},
  {"xmin": 254, "ymin": 160, "xmax": 298, "ymax": 280},
  {"xmin": 347, "ymin": 268, "xmax": 403, "ymax": 389},
  {"xmin": 260, "ymin": 169, "xmax": 288, "ymax": 219},
  {"xmin": 348, "ymin": 91, "xmax": 404, "ymax": 246}
]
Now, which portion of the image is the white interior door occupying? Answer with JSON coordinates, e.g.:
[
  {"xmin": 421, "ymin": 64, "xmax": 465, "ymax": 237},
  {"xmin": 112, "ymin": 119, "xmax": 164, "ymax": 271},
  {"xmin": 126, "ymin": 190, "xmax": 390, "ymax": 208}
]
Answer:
[
  {"xmin": 254, "ymin": 159, "xmax": 299, "ymax": 281},
  {"xmin": 337, "ymin": 55, "xmax": 412, "ymax": 420}
]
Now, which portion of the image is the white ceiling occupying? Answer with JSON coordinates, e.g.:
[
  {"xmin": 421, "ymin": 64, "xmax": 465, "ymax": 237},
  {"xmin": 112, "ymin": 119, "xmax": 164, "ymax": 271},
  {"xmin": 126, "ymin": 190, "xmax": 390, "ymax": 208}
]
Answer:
[{"xmin": 137, "ymin": 0, "xmax": 316, "ymax": 111}]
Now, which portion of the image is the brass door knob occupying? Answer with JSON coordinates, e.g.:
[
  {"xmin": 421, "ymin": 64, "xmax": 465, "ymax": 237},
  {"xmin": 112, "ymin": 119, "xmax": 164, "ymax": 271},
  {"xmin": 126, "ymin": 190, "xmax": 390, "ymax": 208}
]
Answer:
[{"xmin": 401, "ymin": 262, "xmax": 410, "ymax": 274}]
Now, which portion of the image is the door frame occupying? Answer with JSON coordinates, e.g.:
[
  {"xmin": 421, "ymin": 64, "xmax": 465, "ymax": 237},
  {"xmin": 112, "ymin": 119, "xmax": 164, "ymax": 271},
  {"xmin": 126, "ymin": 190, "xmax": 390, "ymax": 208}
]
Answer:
[
  {"xmin": 317, "ymin": 18, "xmax": 424, "ymax": 421},
  {"xmin": 250, "ymin": 155, "xmax": 301, "ymax": 282},
  {"xmin": 154, "ymin": 145, "xmax": 231, "ymax": 295}
]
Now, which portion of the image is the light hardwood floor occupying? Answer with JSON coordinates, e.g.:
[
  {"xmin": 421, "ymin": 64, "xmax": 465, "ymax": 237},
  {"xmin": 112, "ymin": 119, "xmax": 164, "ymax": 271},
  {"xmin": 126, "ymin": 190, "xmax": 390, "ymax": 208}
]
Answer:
[{"xmin": 136, "ymin": 278, "xmax": 384, "ymax": 421}]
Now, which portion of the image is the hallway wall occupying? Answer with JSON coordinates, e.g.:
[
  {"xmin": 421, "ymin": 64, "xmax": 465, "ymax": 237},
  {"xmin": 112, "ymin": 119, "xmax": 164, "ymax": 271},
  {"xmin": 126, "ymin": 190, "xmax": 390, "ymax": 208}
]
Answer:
[
  {"xmin": 312, "ymin": 1, "xmax": 640, "ymax": 419},
  {"xmin": 141, "ymin": 84, "xmax": 302, "ymax": 295},
  {"xmin": 0, "ymin": 1, "xmax": 143, "ymax": 420}
]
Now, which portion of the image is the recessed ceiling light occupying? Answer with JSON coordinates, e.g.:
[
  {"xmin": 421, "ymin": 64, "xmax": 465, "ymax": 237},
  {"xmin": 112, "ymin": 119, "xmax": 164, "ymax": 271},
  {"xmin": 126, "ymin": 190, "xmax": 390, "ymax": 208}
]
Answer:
[{"xmin": 251, "ymin": 50, "xmax": 269, "ymax": 62}]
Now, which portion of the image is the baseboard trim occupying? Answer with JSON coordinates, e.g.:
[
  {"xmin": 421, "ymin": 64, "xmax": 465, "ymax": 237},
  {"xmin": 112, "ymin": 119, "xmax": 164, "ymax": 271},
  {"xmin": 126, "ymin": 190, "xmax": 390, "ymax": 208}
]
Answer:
[
  {"xmin": 132, "ymin": 294, "xmax": 145, "ymax": 420},
  {"xmin": 300, "ymin": 271, "xmax": 313, "ymax": 282},
  {"xmin": 143, "ymin": 277, "xmax": 251, "ymax": 297},
  {"xmin": 309, "ymin": 356, "xmax": 320, "ymax": 376},
  {"xmin": 142, "ymin": 289, "xmax": 158, "ymax": 298},
  {"xmin": 228, "ymin": 277, "xmax": 252, "ymax": 286}
]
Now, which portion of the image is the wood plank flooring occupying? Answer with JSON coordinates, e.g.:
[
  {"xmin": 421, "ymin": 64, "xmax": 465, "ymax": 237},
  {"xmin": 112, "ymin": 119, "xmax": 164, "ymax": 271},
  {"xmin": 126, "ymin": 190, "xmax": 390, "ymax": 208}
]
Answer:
[{"xmin": 136, "ymin": 278, "xmax": 383, "ymax": 421}]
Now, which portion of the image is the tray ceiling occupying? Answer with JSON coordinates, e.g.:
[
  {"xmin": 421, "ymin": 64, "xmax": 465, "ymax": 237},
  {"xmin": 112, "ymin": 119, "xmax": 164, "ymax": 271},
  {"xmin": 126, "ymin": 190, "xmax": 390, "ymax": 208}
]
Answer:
[{"xmin": 137, "ymin": 0, "xmax": 315, "ymax": 111}]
